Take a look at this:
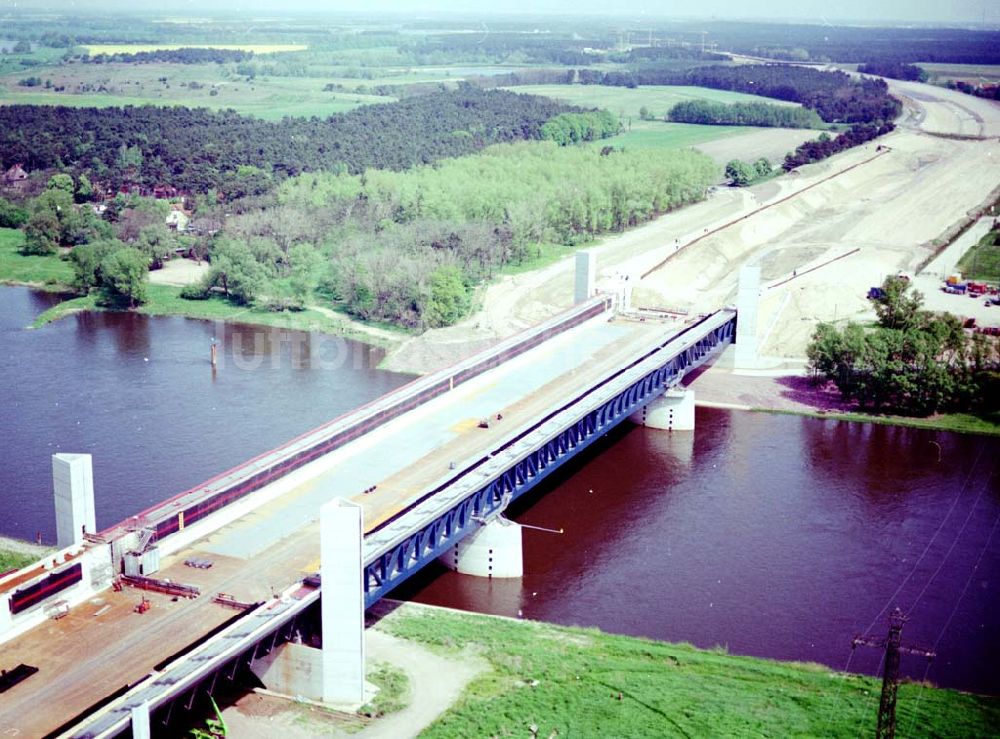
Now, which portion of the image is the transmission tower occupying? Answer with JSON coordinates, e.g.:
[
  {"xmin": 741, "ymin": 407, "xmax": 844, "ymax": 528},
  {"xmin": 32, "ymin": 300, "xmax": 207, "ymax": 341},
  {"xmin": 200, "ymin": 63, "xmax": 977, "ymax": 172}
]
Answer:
[{"xmin": 853, "ymin": 608, "xmax": 936, "ymax": 739}]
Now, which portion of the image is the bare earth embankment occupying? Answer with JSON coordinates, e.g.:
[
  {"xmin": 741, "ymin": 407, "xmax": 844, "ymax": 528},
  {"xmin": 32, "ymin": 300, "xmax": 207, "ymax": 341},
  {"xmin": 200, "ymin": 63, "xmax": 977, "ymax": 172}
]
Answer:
[{"xmin": 384, "ymin": 80, "xmax": 1000, "ymax": 414}]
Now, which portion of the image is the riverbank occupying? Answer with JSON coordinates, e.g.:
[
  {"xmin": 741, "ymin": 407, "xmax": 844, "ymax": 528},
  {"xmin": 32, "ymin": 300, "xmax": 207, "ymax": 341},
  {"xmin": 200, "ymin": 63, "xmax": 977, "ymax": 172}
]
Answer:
[
  {"xmin": 0, "ymin": 535, "xmax": 52, "ymax": 573},
  {"xmin": 0, "ymin": 230, "xmax": 407, "ymax": 348},
  {"xmin": 686, "ymin": 358, "xmax": 1000, "ymax": 435},
  {"xmin": 224, "ymin": 601, "xmax": 999, "ymax": 737}
]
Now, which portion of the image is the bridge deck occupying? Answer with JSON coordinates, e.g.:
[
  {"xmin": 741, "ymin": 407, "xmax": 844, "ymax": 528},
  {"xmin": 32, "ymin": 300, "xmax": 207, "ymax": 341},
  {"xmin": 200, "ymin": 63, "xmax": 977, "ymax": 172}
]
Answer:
[{"xmin": 0, "ymin": 315, "xmax": 677, "ymax": 737}]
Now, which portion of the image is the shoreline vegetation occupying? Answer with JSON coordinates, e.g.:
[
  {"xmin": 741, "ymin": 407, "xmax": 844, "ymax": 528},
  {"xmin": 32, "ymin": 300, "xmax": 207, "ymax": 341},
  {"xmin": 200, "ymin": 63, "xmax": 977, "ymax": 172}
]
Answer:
[{"xmin": 371, "ymin": 601, "xmax": 999, "ymax": 737}]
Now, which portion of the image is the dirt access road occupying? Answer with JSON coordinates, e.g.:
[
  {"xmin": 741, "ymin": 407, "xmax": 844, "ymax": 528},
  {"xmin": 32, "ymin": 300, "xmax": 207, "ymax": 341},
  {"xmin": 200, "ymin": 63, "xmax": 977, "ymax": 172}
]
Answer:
[{"xmin": 383, "ymin": 80, "xmax": 1000, "ymax": 373}]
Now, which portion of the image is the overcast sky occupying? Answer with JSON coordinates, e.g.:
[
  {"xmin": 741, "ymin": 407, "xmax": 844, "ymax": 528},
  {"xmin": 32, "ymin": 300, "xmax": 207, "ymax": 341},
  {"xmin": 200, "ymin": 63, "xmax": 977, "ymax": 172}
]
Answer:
[{"xmin": 6, "ymin": 0, "xmax": 998, "ymax": 25}]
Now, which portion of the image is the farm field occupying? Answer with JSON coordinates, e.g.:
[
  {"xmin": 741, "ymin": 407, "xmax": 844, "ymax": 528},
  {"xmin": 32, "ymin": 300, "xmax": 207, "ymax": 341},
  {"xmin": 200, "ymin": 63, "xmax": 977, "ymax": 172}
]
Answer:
[
  {"xmin": 0, "ymin": 62, "xmax": 393, "ymax": 119},
  {"xmin": 512, "ymin": 83, "xmax": 802, "ymax": 119},
  {"xmin": 921, "ymin": 62, "xmax": 1000, "ymax": 85},
  {"xmin": 593, "ymin": 120, "xmax": 754, "ymax": 150}
]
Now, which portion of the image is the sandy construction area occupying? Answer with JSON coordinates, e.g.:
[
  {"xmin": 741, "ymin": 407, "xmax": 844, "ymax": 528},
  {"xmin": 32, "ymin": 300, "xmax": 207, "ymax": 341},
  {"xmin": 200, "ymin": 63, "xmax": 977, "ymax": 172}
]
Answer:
[
  {"xmin": 383, "ymin": 80, "xmax": 1000, "ymax": 373},
  {"xmin": 148, "ymin": 257, "xmax": 211, "ymax": 286}
]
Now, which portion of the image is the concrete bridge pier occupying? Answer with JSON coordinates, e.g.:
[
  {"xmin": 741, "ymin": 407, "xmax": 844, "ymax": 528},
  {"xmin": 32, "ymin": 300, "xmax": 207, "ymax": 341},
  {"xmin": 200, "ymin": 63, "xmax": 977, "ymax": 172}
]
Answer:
[
  {"xmin": 441, "ymin": 517, "xmax": 523, "ymax": 578},
  {"xmin": 629, "ymin": 388, "xmax": 696, "ymax": 431},
  {"xmin": 254, "ymin": 499, "xmax": 368, "ymax": 706}
]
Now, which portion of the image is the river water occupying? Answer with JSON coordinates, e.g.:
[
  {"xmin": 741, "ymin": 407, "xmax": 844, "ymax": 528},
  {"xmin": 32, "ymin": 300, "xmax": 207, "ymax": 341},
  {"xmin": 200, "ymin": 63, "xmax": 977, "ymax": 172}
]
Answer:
[
  {"xmin": 2, "ymin": 286, "xmax": 997, "ymax": 694},
  {"xmin": 395, "ymin": 409, "xmax": 1000, "ymax": 695},
  {"xmin": 0, "ymin": 286, "xmax": 412, "ymax": 539}
]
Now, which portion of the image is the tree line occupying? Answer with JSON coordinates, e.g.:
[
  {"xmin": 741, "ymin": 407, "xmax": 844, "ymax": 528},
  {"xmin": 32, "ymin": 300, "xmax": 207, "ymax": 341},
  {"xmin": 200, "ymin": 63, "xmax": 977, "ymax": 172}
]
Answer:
[
  {"xmin": 782, "ymin": 123, "xmax": 894, "ymax": 171},
  {"xmin": 856, "ymin": 62, "xmax": 927, "ymax": 82},
  {"xmin": 540, "ymin": 111, "xmax": 620, "ymax": 145},
  {"xmin": 0, "ymin": 87, "xmax": 576, "ymax": 196},
  {"xmin": 473, "ymin": 64, "xmax": 900, "ymax": 126},
  {"xmin": 667, "ymin": 99, "xmax": 821, "ymax": 128},
  {"xmin": 85, "ymin": 48, "xmax": 254, "ymax": 64},
  {"xmin": 808, "ymin": 276, "xmax": 999, "ymax": 415},
  {"xmin": 946, "ymin": 80, "xmax": 1000, "ymax": 102}
]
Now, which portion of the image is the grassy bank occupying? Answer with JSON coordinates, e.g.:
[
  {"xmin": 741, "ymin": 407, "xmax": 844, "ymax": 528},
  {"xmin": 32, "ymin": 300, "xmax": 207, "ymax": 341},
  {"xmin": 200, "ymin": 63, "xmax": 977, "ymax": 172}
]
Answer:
[
  {"xmin": 375, "ymin": 604, "xmax": 998, "ymax": 738},
  {"xmin": 28, "ymin": 283, "xmax": 405, "ymax": 346},
  {"xmin": 0, "ymin": 229, "xmax": 404, "ymax": 343},
  {"xmin": 956, "ymin": 225, "xmax": 1000, "ymax": 283},
  {"xmin": 0, "ymin": 549, "xmax": 36, "ymax": 573},
  {"xmin": 761, "ymin": 407, "xmax": 1000, "ymax": 436},
  {"xmin": 0, "ymin": 228, "xmax": 73, "ymax": 286}
]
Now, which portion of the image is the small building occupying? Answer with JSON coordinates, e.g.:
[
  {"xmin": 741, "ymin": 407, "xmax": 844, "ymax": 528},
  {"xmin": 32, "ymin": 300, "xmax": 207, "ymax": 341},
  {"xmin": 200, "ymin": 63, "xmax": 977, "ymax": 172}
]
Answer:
[
  {"xmin": 2, "ymin": 163, "xmax": 29, "ymax": 191},
  {"xmin": 153, "ymin": 184, "xmax": 179, "ymax": 200},
  {"xmin": 165, "ymin": 203, "xmax": 190, "ymax": 232}
]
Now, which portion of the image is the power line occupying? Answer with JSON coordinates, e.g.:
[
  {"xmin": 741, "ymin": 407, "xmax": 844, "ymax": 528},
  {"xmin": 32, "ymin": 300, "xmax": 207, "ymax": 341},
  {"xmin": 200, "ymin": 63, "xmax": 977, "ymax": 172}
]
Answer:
[
  {"xmin": 853, "ymin": 609, "xmax": 935, "ymax": 739},
  {"xmin": 860, "ymin": 444, "xmax": 985, "ymax": 637},
  {"xmin": 929, "ymin": 509, "xmax": 1000, "ymax": 653},
  {"xmin": 905, "ymin": 458, "xmax": 995, "ymax": 616}
]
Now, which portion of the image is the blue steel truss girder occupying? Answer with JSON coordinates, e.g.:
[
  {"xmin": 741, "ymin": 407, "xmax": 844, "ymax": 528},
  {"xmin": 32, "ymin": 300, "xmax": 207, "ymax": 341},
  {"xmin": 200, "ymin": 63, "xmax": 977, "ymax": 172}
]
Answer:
[{"xmin": 362, "ymin": 312, "xmax": 736, "ymax": 607}]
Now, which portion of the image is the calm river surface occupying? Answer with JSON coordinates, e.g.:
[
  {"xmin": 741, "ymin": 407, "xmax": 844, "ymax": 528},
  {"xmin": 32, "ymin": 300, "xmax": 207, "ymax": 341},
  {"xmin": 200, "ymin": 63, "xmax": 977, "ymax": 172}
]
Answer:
[
  {"xmin": 2, "ymin": 286, "xmax": 997, "ymax": 694},
  {"xmin": 0, "ymin": 286, "xmax": 412, "ymax": 538}
]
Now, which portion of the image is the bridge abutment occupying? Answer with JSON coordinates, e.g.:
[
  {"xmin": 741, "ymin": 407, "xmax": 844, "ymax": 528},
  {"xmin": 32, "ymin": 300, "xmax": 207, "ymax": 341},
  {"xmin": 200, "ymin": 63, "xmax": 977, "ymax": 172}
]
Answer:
[
  {"xmin": 440, "ymin": 518, "xmax": 523, "ymax": 578},
  {"xmin": 629, "ymin": 388, "xmax": 696, "ymax": 431}
]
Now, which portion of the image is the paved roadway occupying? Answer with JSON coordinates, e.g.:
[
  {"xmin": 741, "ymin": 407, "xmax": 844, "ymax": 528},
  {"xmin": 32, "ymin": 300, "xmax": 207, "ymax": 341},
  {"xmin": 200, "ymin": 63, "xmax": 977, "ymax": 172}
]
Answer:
[{"xmin": 0, "ymin": 315, "xmax": 672, "ymax": 737}]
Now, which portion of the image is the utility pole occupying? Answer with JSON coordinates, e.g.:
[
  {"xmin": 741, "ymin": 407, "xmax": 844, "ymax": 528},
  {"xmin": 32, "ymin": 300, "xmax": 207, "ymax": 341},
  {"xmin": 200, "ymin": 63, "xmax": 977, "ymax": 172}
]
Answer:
[{"xmin": 853, "ymin": 608, "xmax": 936, "ymax": 739}]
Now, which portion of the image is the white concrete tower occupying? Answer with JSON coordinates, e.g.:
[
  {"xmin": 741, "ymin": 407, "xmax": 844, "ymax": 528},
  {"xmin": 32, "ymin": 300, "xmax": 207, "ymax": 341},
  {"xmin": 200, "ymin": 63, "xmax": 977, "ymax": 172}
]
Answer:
[
  {"xmin": 320, "ymin": 498, "xmax": 365, "ymax": 705},
  {"xmin": 574, "ymin": 249, "xmax": 596, "ymax": 304},
  {"xmin": 734, "ymin": 264, "xmax": 761, "ymax": 369},
  {"xmin": 52, "ymin": 453, "xmax": 96, "ymax": 549}
]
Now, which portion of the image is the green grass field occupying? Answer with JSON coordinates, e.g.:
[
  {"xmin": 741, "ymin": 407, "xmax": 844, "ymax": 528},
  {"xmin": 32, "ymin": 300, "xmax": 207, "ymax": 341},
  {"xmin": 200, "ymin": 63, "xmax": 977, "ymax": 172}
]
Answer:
[
  {"xmin": 922, "ymin": 63, "xmax": 1000, "ymax": 85},
  {"xmin": 0, "ymin": 549, "xmax": 37, "ymax": 572},
  {"xmin": 0, "ymin": 62, "xmax": 393, "ymax": 119},
  {"xmin": 957, "ymin": 226, "xmax": 1000, "ymax": 283},
  {"xmin": 378, "ymin": 603, "xmax": 999, "ymax": 738},
  {"xmin": 512, "ymin": 83, "xmax": 802, "ymax": 120},
  {"xmin": 594, "ymin": 119, "xmax": 755, "ymax": 151},
  {"xmin": 0, "ymin": 229, "xmax": 74, "ymax": 286}
]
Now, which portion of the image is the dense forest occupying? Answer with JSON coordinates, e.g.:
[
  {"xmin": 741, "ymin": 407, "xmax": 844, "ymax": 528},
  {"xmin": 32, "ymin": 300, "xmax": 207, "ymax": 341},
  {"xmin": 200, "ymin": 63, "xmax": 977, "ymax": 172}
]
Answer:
[
  {"xmin": 0, "ymin": 88, "xmax": 576, "ymax": 195},
  {"xmin": 239, "ymin": 142, "xmax": 718, "ymax": 326},
  {"xmin": 856, "ymin": 62, "xmax": 927, "ymax": 82},
  {"xmin": 10, "ymin": 142, "xmax": 717, "ymax": 329},
  {"xmin": 668, "ymin": 100, "xmax": 821, "ymax": 128}
]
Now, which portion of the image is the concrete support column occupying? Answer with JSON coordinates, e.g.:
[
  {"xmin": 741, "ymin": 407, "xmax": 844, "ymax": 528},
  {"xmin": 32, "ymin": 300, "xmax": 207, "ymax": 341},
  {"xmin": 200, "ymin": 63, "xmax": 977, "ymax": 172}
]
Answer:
[
  {"xmin": 629, "ymin": 388, "xmax": 695, "ymax": 431},
  {"xmin": 52, "ymin": 453, "xmax": 96, "ymax": 549},
  {"xmin": 441, "ymin": 518, "xmax": 523, "ymax": 578},
  {"xmin": 320, "ymin": 498, "xmax": 365, "ymax": 705},
  {"xmin": 574, "ymin": 249, "xmax": 596, "ymax": 305},
  {"xmin": 734, "ymin": 265, "xmax": 761, "ymax": 369},
  {"xmin": 130, "ymin": 702, "xmax": 151, "ymax": 739}
]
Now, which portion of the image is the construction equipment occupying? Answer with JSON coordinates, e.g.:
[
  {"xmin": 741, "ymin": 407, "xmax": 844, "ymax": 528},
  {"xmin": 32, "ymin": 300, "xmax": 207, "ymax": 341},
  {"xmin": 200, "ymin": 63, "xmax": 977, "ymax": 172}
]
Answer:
[{"xmin": 121, "ymin": 574, "xmax": 200, "ymax": 599}]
